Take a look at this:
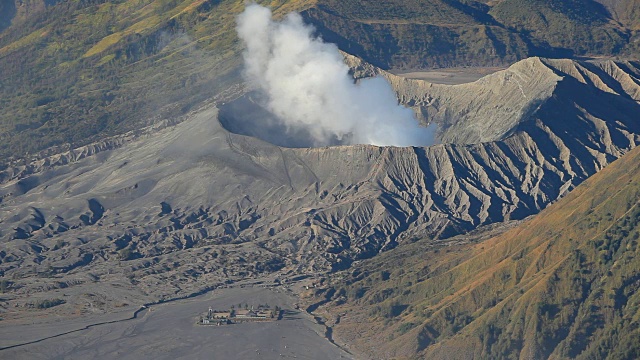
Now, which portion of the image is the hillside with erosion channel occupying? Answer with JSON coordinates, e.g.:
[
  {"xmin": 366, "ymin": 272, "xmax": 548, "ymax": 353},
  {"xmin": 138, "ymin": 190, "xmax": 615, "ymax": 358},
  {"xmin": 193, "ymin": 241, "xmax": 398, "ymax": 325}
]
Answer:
[{"xmin": 1, "ymin": 1, "xmax": 640, "ymax": 359}]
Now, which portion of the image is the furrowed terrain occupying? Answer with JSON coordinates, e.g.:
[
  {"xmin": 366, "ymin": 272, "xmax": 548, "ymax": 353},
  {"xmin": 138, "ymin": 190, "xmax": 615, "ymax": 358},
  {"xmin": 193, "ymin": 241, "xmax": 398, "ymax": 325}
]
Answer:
[
  {"xmin": 1, "ymin": 56, "xmax": 639, "ymax": 327},
  {"xmin": 311, "ymin": 129, "xmax": 640, "ymax": 360},
  {"xmin": 2, "ymin": 1, "xmax": 640, "ymax": 357}
]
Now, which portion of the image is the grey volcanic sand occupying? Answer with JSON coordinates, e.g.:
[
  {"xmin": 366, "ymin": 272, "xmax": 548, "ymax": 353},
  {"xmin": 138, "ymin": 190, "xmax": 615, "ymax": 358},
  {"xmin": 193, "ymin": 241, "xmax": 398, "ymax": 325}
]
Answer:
[
  {"xmin": 2, "ymin": 287, "xmax": 352, "ymax": 360},
  {"xmin": 391, "ymin": 67, "xmax": 505, "ymax": 85}
]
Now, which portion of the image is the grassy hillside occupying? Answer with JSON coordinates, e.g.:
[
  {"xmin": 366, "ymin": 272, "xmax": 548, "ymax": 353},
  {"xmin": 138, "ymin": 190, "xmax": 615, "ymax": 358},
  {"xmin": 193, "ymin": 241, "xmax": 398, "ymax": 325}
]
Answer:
[
  {"xmin": 0, "ymin": 0, "xmax": 314, "ymax": 161},
  {"xmin": 316, "ymin": 0, "xmax": 492, "ymax": 24},
  {"xmin": 302, "ymin": 0, "xmax": 529, "ymax": 69},
  {"xmin": 303, "ymin": 6, "xmax": 529, "ymax": 69},
  {"xmin": 314, "ymin": 145, "xmax": 640, "ymax": 359},
  {"xmin": 0, "ymin": 0, "xmax": 639, "ymax": 163},
  {"xmin": 0, "ymin": 0, "xmax": 17, "ymax": 33},
  {"xmin": 303, "ymin": 0, "xmax": 639, "ymax": 69},
  {"xmin": 596, "ymin": 0, "xmax": 640, "ymax": 30},
  {"xmin": 490, "ymin": 0, "xmax": 627, "ymax": 55}
]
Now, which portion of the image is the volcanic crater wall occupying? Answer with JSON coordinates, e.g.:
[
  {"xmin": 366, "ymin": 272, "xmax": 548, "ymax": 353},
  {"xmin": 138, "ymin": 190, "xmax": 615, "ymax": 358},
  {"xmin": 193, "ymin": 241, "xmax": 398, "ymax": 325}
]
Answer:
[
  {"xmin": 218, "ymin": 93, "xmax": 349, "ymax": 148},
  {"xmin": 1, "ymin": 57, "xmax": 640, "ymax": 299}
]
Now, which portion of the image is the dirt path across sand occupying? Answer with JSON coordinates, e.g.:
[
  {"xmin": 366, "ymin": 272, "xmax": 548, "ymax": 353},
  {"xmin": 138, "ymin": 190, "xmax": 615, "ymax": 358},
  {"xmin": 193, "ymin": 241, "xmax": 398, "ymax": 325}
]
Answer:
[{"xmin": 1, "ymin": 285, "xmax": 352, "ymax": 360}]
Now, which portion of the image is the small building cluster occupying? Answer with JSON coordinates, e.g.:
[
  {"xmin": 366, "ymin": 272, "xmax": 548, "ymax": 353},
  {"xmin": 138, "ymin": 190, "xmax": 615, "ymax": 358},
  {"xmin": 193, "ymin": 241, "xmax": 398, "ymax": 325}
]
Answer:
[{"xmin": 199, "ymin": 304, "xmax": 282, "ymax": 326}]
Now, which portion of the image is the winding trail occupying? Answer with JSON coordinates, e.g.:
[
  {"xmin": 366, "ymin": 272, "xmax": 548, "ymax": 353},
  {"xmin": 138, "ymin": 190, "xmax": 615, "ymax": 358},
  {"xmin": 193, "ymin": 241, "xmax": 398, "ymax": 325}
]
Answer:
[
  {"xmin": 0, "ymin": 305, "xmax": 148, "ymax": 351},
  {"xmin": 0, "ymin": 275, "xmax": 351, "ymax": 359}
]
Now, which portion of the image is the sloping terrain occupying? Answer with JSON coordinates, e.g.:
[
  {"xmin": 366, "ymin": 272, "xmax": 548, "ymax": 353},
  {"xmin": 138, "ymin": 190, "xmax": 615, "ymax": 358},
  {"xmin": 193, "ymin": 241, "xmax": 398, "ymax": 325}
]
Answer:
[
  {"xmin": 596, "ymin": 0, "xmax": 640, "ymax": 30},
  {"xmin": 0, "ymin": 0, "xmax": 16, "ymax": 33},
  {"xmin": 489, "ymin": 0, "xmax": 626, "ymax": 55},
  {"xmin": 303, "ymin": 0, "xmax": 529, "ymax": 69},
  {"xmin": 1, "ymin": 0, "xmax": 640, "ymax": 163},
  {"xmin": 2, "ymin": 2, "xmax": 640, "ymax": 357},
  {"xmin": 1, "ymin": 57, "xmax": 639, "ymax": 323},
  {"xmin": 0, "ymin": 0, "xmax": 315, "ymax": 161},
  {"xmin": 313, "ymin": 131, "xmax": 640, "ymax": 360},
  {"xmin": 304, "ymin": 0, "xmax": 639, "ymax": 69}
]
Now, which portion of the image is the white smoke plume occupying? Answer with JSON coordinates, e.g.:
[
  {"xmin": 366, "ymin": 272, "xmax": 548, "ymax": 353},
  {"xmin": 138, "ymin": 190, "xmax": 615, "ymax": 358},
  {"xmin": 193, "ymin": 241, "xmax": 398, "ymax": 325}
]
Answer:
[{"xmin": 236, "ymin": 4, "xmax": 435, "ymax": 147}]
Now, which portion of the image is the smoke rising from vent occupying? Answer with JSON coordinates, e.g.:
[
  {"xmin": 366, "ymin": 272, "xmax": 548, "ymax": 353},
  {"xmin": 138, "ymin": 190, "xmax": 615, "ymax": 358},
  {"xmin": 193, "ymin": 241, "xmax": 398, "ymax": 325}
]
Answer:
[{"xmin": 236, "ymin": 4, "xmax": 435, "ymax": 147}]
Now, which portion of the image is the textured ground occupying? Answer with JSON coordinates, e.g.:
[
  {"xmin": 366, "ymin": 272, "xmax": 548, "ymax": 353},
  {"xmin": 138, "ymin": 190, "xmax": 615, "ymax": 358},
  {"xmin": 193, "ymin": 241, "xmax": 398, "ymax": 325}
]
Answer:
[
  {"xmin": 1, "ymin": 56, "xmax": 639, "ymax": 331},
  {"xmin": 1, "ymin": 286, "xmax": 352, "ymax": 360},
  {"xmin": 390, "ymin": 67, "xmax": 505, "ymax": 85},
  {"xmin": 313, "ymin": 144, "xmax": 640, "ymax": 360}
]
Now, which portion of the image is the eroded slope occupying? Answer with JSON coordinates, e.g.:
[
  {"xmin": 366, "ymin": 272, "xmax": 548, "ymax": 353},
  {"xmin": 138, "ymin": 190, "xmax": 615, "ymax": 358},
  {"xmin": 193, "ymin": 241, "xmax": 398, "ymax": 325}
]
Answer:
[
  {"xmin": 313, "ymin": 131, "xmax": 640, "ymax": 360},
  {"xmin": 1, "ymin": 57, "xmax": 639, "ymax": 321}
]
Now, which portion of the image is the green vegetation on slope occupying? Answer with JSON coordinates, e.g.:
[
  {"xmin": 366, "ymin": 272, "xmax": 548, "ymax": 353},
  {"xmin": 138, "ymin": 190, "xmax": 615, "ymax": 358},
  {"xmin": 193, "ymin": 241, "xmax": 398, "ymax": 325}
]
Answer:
[
  {"xmin": 490, "ymin": 0, "xmax": 627, "ymax": 55},
  {"xmin": 303, "ymin": 0, "xmax": 529, "ymax": 69},
  {"xmin": 1, "ymin": 0, "xmax": 639, "ymax": 163},
  {"xmin": 316, "ymin": 0, "xmax": 491, "ymax": 24},
  {"xmin": 0, "ymin": 0, "xmax": 17, "ymax": 33},
  {"xmin": 304, "ymin": 6, "xmax": 529, "ymax": 69},
  {"xmin": 0, "ymin": 0, "xmax": 314, "ymax": 162},
  {"xmin": 316, "ymin": 145, "xmax": 640, "ymax": 359},
  {"xmin": 303, "ymin": 0, "xmax": 640, "ymax": 69},
  {"xmin": 594, "ymin": 0, "xmax": 640, "ymax": 30}
]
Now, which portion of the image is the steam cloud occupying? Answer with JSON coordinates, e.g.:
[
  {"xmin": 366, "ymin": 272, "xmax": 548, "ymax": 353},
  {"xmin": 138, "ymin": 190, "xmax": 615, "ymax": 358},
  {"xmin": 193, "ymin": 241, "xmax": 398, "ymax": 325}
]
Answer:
[{"xmin": 236, "ymin": 4, "xmax": 435, "ymax": 147}]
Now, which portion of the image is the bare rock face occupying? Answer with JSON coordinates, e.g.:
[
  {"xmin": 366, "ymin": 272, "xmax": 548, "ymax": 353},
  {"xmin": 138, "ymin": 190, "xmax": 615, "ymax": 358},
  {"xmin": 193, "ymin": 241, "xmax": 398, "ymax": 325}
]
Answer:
[
  {"xmin": 346, "ymin": 53, "xmax": 640, "ymax": 144},
  {"xmin": 1, "ymin": 57, "xmax": 639, "ymax": 307}
]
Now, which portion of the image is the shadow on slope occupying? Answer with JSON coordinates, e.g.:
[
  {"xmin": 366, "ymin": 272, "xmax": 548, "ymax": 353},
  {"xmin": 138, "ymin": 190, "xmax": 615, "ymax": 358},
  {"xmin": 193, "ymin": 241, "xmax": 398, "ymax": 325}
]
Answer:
[
  {"xmin": 319, "ymin": 144, "xmax": 640, "ymax": 359},
  {"xmin": 218, "ymin": 92, "xmax": 348, "ymax": 148},
  {"xmin": 0, "ymin": 0, "xmax": 16, "ymax": 33}
]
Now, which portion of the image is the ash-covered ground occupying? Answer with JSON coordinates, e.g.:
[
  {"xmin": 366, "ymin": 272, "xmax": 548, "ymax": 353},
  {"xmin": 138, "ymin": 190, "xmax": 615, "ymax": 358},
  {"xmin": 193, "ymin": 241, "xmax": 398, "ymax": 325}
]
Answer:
[{"xmin": 1, "ymin": 285, "xmax": 352, "ymax": 360}]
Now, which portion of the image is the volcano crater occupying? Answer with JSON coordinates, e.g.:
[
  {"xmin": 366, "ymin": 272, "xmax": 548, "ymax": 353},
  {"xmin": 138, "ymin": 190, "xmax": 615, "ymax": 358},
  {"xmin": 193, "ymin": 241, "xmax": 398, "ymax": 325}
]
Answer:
[{"xmin": 218, "ymin": 93, "xmax": 349, "ymax": 148}]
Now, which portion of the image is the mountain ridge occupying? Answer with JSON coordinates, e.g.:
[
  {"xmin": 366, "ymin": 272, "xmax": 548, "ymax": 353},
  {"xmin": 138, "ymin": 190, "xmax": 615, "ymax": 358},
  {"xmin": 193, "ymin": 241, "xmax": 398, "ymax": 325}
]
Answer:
[
  {"xmin": 1, "ymin": 56, "xmax": 640, "ymax": 322},
  {"xmin": 312, "ymin": 132, "xmax": 640, "ymax": 360}
]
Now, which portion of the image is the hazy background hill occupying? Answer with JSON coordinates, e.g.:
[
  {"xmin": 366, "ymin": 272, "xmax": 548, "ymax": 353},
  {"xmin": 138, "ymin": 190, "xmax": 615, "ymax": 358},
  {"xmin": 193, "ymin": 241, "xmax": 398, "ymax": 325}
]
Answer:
[
  {"xmin": 304, "ymin": 0, "xmax": 639, "ymax": 69},
  {"xmin": 1, "ymin": 0, "xmax": 640, "ymax": 164}
]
